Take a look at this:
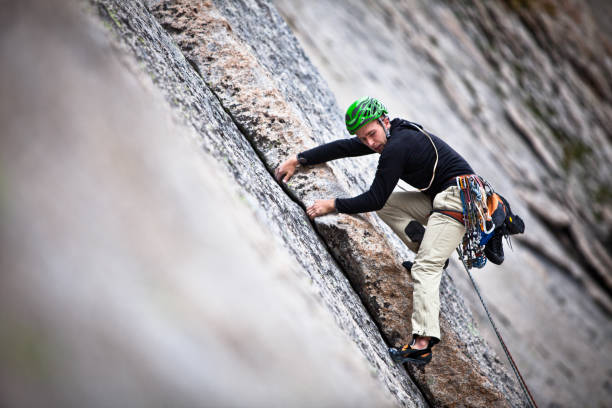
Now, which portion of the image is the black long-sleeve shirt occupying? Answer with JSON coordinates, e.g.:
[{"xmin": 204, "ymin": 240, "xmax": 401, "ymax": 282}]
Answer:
[{"xmin": 297, "ymin": 118, "xmax": 474, "ymax": 214}]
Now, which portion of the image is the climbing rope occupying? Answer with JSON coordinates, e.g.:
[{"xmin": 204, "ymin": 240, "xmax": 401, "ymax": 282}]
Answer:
[
  {"xmin": 389, "ymin": 123, "xmax": 536, "ymax": 405},
  {"xmin": 457, "ymin": 253, "xmax": 539, "ymax": 408}
]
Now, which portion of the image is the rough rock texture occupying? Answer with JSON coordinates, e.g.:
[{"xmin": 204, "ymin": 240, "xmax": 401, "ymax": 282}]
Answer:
[
  {"xmin": 145, "ymin": 0, "xmax": 527, "ymax": 406},
  {"xmin": 90, "ymin": 0, "xmax": 425, "ymax": 406},
  {"xmin": 448, "ymin": 0, "xmax": 612, "ymax": 302},
  {"xmin": 4, "ymin": 0, "xmax": 609, "ymax": 406},
  {"xmin": 0, "ymin": 1, "xmax": 406, "ymax": 407},
  {"xmin": 0, "ymin": 3, "xmax": 398, "ymax": 408},
  {"xmin": 273, "ymin": 0, "xmax": 612, "ymax": 406}
]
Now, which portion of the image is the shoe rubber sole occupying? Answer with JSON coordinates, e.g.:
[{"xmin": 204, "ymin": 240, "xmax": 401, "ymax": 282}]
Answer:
[{"xmin": 388, "ymin": 347, "xmax": 432, "ymax": 365}]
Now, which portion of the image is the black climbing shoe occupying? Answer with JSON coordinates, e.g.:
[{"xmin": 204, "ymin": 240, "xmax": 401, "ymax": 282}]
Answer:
[
  {"xmin": 485, "ymin": 229, "xmax": 504, "ymax": 265},
  {"xmin": 402, "ymin": 259, "xmax": 449, "ymax": 272},
  {"xmin": 389, "ymin": 336, "xmax": 438, "ymax": 365}
]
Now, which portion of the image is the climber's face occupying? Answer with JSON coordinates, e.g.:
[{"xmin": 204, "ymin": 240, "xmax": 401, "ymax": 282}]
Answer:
[{"xmin": 355, "ymin": 116, "xmax": 390, "ymax": 154}]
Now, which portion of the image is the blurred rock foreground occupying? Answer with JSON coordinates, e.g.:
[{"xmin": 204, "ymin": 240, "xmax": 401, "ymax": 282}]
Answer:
[
  {"xmin": 273, "ymin": 0, "xmax": 612, "ymax": 406},
  {"xmin": 0, "ymin": 1, "xmax": 610, "ymax": 408}
]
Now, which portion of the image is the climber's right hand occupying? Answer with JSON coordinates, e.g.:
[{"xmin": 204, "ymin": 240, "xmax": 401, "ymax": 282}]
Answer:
[{"xmin": 275, "ymin": 155, "xmax": 299, "ymax": 183}]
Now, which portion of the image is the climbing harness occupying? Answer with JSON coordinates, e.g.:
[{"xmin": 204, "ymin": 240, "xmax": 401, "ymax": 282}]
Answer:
[{"xmin": 458, "ymin": 254, "xmax": 539, "ymax": 408}]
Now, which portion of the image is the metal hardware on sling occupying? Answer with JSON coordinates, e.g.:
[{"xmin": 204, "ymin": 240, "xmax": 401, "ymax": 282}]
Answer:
[{"xmin": 456, "ymin": 174, "xmax": 491, "ymax": 268}]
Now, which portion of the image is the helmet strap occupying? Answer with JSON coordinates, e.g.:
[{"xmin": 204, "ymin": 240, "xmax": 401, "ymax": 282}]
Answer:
[{"xmin": 378, "ymin": 116, "xmax": 391, "ymax": 139}]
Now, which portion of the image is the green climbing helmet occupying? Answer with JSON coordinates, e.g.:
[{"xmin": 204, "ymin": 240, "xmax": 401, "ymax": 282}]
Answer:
[{"xmin": 345, "ymin": 97, "xmax": 388, "ymax": 134}]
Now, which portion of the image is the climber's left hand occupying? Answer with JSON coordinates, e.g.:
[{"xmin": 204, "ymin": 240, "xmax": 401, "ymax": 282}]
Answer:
[{"xmin": 306, "ymin": 199, "xmax": 336, "ymax": 219}]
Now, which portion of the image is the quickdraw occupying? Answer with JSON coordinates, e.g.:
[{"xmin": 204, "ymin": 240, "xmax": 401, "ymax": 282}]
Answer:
[{"xmin": 456, "ymin": 175, "xmax": 496, "ymax": 269}]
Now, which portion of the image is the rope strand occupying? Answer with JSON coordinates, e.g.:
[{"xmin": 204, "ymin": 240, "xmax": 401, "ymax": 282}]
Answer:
[{"xmin": 457, "ymin": 253, "xmax": 539, "ymax": 408}]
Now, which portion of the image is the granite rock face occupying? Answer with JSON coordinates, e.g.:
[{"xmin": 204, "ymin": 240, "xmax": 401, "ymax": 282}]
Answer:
[
  {"xmin": 145, "ymin": 0, "xmax": 527, "ymax": 406},
  {"xmin": 4, "ymin": 0, "xmax": 608, "ymax": 407},
  {"xmin": 0, "ymin": 1, "xmax": 406, "ymax": 407},
  {"xmin": 273, "ymin": 0, "xmax": 612, "ymax": 406}
]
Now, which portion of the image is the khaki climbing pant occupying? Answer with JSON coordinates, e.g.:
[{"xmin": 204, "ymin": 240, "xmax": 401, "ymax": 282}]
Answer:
[{"xmin": 377, "ymin": 185, "xmax": 465, "ymax": 340}]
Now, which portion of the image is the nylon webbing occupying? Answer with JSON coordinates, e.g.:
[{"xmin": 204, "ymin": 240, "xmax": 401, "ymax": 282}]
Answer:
[{"xmin": 457, "ymin": 251, "xmax": 538, "ymax": 408}]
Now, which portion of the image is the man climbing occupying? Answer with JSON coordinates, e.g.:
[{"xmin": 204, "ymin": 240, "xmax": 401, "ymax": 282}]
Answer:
[{"xmin": 275, "ymin": 97, "xmax": 475, "ymax": 365}]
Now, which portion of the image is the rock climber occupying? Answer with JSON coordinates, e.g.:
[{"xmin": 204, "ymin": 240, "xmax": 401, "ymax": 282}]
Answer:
[{"xmin": 275, "ymin": 96, "xmax": 476, "ymax": 365}]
